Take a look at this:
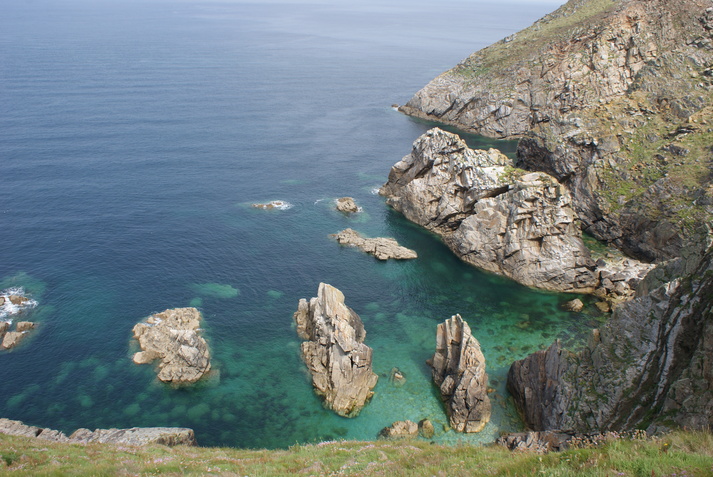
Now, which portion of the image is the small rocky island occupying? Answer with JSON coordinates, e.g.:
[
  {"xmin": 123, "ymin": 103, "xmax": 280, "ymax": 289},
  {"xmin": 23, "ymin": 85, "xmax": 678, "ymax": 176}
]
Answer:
[
  {"xmin": 1, "ymin": 291, "xmax": 38, "ymax": 350},
  {"xmin": 332, "ymin": 228, "xmax": 417, "ymax": 261},
  {"xmin": 429, "ymin": 314, "xmax": 491, "ymax": 433},
  {"xmin": 293, "ymin": 283, "xmax": 378, "ymax": 417},
  {"xmin": 132, "ymin": 307, "xmax": 211, "ymax": 384}
]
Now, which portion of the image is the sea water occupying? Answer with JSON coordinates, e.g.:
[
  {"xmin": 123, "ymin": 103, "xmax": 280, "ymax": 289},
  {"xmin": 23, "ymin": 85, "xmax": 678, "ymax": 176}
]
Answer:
[{"xmin": 0, "ymin": 0, "xmax": 599, "ymax": 449}]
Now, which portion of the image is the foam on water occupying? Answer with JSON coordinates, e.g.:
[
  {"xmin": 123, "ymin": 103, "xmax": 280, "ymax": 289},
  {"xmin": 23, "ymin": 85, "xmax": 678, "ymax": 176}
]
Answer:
[{"xmin": 0, "ymin": 287, "xmax": 38, "ymax": 322}]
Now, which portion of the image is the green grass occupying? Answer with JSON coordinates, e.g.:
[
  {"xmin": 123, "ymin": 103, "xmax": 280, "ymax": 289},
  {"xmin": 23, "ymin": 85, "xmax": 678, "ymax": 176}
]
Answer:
[{"xmin": 1, "ymin": 430, "xmax": 712, "ymax": 476}]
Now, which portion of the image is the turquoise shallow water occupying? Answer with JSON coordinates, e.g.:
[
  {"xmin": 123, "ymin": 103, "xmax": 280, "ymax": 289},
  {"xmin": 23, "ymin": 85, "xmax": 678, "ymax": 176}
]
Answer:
[{"xmin": 0, "ymin": 0, "xmax": 601, "ymax": 449}]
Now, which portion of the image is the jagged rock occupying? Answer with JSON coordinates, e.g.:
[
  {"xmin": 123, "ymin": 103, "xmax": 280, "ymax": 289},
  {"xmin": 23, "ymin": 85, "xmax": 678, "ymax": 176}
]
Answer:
[
  {"xmin": 381, "ymin": 128, "xmax": 597, "ymax": 293},
  {"xmin": 335, "ymin": 197, "xmax": 359, "ymax": 214},
  {"xmin": 496, "ymin": 431, "xmax": 606, "ymax": 453},
  {"xmin": 0, "ymin": 322, "xmax": 8, "ymax": 340},
  {"xmin": 0, "ymin": 418, "xmax": 195, "ymax": 446},
  {"xmin": 563, "ymin": 299, "xmax": 584, "ymax": 312},
  {"xmin": 418, "ymin": 419, "xmax": 435, "ymax": 439},
  {"xmin": 429, "ymin": 314, "xmax": 491, "ymax": 433},
  {"xmin": 399, "ymin": 0, "xmax": 713, "ymax": 262},
  {"xmin": 2, "ymin": 332, "xmax": 26, "ymax": 350},
  {"xmin": 15, "ymin": 321, "xmax": 35, "ymax": 332},
  {"xmin": 69, "ymin": 427, "xmax": 196, "ymax": 446},
  {"xmin": 594, "ymin": 301, "xmax": 611, "ymax": 313},
  {"xmin": 507, "ymin": 233, "xmax": 713, "ymax": 432},
  {"xmin": 132, "ymin": 308, "xmax": 211, "ymax": 384},
  {"xmin": 332, "ymin": 228, "xmax": 417, "ymax": 261},
  {"xmin": 378, "ymin": 420, "xmax": 418, "ymax": 439},
  {"xmin": 293, "ymin": 283, "xmax": 378, "ymax": 417}
]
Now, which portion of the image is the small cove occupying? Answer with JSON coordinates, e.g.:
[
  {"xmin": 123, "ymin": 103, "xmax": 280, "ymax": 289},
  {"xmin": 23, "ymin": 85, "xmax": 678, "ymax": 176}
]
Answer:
[{"xmin": 0, "ymin": 0, "xmax": 599, "ymax": 449}]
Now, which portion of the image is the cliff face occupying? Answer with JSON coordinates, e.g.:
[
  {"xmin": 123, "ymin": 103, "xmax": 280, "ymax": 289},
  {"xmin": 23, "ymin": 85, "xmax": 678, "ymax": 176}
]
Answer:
[
  {"xmin": 507, "ymin": 233, "xmax": 713, "ymax": 432},
  {"xmin": 400, "ymin": 0, "xmax": 713, "ymax": 262}
]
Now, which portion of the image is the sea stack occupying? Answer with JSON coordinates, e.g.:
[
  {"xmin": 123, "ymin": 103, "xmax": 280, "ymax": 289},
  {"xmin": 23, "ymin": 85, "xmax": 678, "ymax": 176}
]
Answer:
[
  {"xmin": 293, "ymin": 283, "xmax": 378, "ymax": 417},
  {"xmin": 429, "ymin": 314, "xmax": 491, "ymax": 433}
]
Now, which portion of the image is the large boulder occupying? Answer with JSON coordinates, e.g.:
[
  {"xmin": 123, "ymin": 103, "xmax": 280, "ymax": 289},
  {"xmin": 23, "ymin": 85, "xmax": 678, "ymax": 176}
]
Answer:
[
  {"xmin": 2, "ymin": 331, "xmax": 26, "ymax": 350},
  {"xmin": 378, "ymin": 420, "xmax": 418, "ymax": 439},
  {"xmin": 429, "ymin": 314, "xmax": 491, "ymax": 433},
  {"xmin": 381, "ymin": 128, "xmax": 597, "ymax": 293},
  {"xmin": 335, "ymin": 197, "xmax": 359, "ymax": 214},
  {"xmin": 293, "ymin": 283, "xmax": 378, "ymax": 417},
  {"xmin": 332, "ymin": 228, "xmax": 417, "ymax": 261},
  {"xmin": 132, "ymin": 308, "xmax": 211, "ymax": 384}
]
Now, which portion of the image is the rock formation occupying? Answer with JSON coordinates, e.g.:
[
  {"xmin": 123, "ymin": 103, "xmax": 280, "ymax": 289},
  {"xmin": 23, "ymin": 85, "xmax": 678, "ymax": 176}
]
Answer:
[
  {"xmin": 378, "ymin": 420, "xmax": 418, "ymax": 439},
  {"xmin": 132, "ymin": 308, "xmax": 211, "ymax": 384},
  {"xmin": 429, "ymin": 314, "xmax": 491, "ymax": 433},
  {"xmin": 398, "ymin": 0, "xmax": 713, "ymax": 263},
  {"xmin": 336, "ymin": 197, "xmax": 359, "ymax": 214},
  {"xmin": 293, "ymin": 283, "xmax": 378, "ymax": 417},
  {"xmin": 332, "ymin": 228, "xmax": 417, "ymax": 261},
  {"xmin": 507, "ymin": 233, "xmax": 713, "ymax": 433},
  {"xmin": 381, "ymin": 128, "xmax": 597, "ymax": 293},
  {"xmin": 0, "ymin": 418, "xmax": 196, "ymax": 446},
  {"xmin": 1, "ymin": 321, "xmax": 36, "ymax": 350}
]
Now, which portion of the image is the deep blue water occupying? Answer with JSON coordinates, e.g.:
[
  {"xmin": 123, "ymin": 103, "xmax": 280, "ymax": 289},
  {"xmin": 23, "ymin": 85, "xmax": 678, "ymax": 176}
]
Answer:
[{"xmin": 0, "ymin": 0, "xmax": 600, "ymax": 449}]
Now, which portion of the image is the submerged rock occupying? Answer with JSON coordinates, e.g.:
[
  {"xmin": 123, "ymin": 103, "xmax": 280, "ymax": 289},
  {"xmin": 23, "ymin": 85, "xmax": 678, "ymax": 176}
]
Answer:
[
  {"xmin": 378, "ymin": 420, "xmax": 418, "ymax": 439},
  {"xmin": 562, "ymin": 299, "xmax": 584, "ymax": 312},
  {"xmin": 418, "ymin": 419, "xmax": 435, "ymax": 439},
  {"xmin": 429, "ymin": 314, "xmax": 491, "ymax": 433},
  {"xmin": 0, "ymin": 418, "xmax": 196, "ymax": 446},
  {"xmin": 335, "ymin": 197, "xmax": 359, "ymax": 214},
  {"xmin": 251, "ymin": 200, "xmax": 291, "ymax": 210},
  {"xmin": 332, "ymin": 228, "xmax": 417, "ymax": 261},
  {"xmin": 381, "ymin": 128, "xmax": 596, "ymax": 293},
  {"xmin": 132, "ymin": 307, "xmax": 211, "ymax": 384},
  {"xmin": 293, "ymin": 283, "xmax": 378, "ymax": 417}
]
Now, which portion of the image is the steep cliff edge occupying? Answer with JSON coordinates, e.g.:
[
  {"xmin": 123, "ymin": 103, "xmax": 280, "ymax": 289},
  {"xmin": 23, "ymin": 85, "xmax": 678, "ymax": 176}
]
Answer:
[
  {"xmin": 400, "ymin": 0, "xmax": 713, "ymax": 261},
  {"xmin": 507, "ymin": 233, "xmax": 713, "ymax": 432}
]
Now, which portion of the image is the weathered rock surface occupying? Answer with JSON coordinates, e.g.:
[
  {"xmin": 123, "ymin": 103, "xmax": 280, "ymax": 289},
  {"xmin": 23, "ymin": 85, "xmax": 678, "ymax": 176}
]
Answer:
[
  {"xmin": 15, "ymin": 321, "xmax": 35, "ymax": 332},
  {"xmin": 399, "ymin": 0, "xmax": 713, "ymax": 262},
  {"xmin": 381, "ymin": 128, "xmax": 597, "ymax": 293},
  {"xmin": 508, "ymin": 233, "xmax": 713, "ymax": 432},
  {"xmin": 429, "ymin": 314, "xmax": 491, "ymax": 433},
  {"xmin": 562, "ymin": 299, "xmax": 584, "ymax": 313},
  {"xmin": 378, "ymin": 420, "xmax": 418, "ymax": 439},
  {"xmin": 496, "ymin": 430, "xmax": 609, "ymax": 453},
  {"xmin": 132, "ymin": 308, "xmax": 211, "ymax": 384},
  {"xmin": 332, "ymin": 228, "xmax": 417, "ymax": 261},
  {"xmin": 335, "ymin": 197, "xmax": 359, "ymax": 214},
  {"xmin": 1, "ymin": 332, "xmax": 26, "ymax": 350},
  {"xmin": 293, "ymin": 283, "xmax": 378, "ymax": 417},
  {"xmin": 0, "ymin": 418, "xmax": 196, "ymax": 446}
]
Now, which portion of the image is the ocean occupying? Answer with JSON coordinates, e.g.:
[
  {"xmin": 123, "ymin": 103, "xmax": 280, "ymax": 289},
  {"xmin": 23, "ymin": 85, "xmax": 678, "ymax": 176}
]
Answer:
[{"xmin": 0, "ymin": 0, "xmax": 598, "ymax": 448}]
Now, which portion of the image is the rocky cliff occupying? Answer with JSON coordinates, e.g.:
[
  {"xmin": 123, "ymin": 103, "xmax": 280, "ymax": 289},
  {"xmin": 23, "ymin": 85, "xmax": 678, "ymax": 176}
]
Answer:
[
  {"xmin": 400, "ymin": 0, "xmax": 713, "ymax": 262},
  {"xmin": 293, "ymin": 283, "xmax": 378, "ymax": 417},
  {"xmin": 507, "ymin": 233, "xmax": 713, "ymax": 432}
]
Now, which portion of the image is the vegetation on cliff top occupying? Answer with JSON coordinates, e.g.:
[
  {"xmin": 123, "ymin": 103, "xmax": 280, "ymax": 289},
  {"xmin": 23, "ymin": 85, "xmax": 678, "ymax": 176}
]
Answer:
[{"xmin": 2, "ymin": 431, "xmax": 713, "ymax": 476}]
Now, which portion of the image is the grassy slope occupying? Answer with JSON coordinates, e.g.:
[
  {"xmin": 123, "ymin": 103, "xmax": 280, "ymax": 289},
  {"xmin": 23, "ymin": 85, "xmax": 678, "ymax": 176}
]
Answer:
[{"xmin": 1, "ymin": 431, "xmax": 713, "ymax": 476}]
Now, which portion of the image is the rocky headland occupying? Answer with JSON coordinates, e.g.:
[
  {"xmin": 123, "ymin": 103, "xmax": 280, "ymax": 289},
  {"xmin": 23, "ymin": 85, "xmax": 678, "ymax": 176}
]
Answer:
[
  {"xmin": 399, "ymin": 0, "xmax": 713, "ymax": 264},
  {"xmin": 0, "ymin": 418, "xmax": 196, "ymax": 446},
  {"xmin": 394, "ymin": 0, "xmax": 713, "ymax": 436},
  {"xmin": 428, "ymin": 314, "xmax": 491, "ymax": 433},
  {"xmin": 381, "ymin": 128, "xmax": 651, "ymax": 296},
  {"xmin": 293, "ymin": 283, "xmax": 378, "ymax": 417},
  {"xmin": 332, "ymin": 228, "xmax": 418, "ymax": 261},
  {"xmin": 132, "ymin": 307, "xmax": 212, "ymax": 384}
]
